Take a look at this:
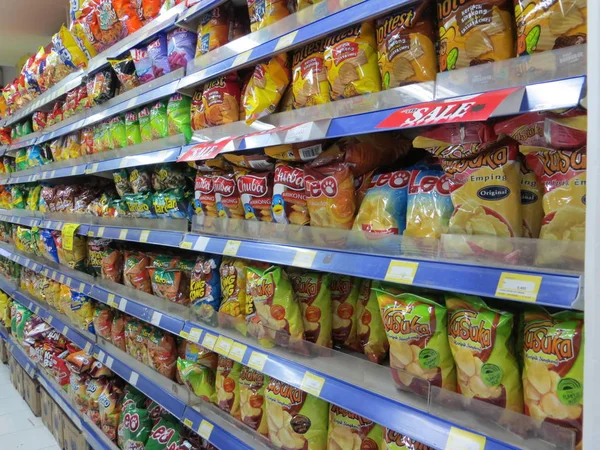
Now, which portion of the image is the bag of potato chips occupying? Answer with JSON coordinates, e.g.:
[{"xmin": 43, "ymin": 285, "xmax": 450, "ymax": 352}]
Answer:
[
  {"xmin": 446, "ymin": 293, "xmax": 523, "ymax": 412},
  {"xmin": 219, "ymin": 257, "xmax": 249, "ymax": 334},
  {"xmin": 519, "ymin": 155, "xmax": 544, "ymax": 238},
  {"xmin": 522, "ymin": 308, "xmax": 583, "ymax": 445},
  {"xmin": 437, "ymin": 0, "xmax": 514, "ymax": 71},
  {"xmin": 383, "ymin": 429, "xmax": 435, "ymax": 450},
  {"xmin": 239, "ymin": 366, "xmax": 268, "ymax": 436},
  {"xmin": 292, "ymin": 39, "xmax": 330, "ymax": 109},
  {"xmin": 288, "ymin": 270, "xmax": 332, "ymax": 348},
  {"xmin": 202, "ymin": 74, "xmax": 240, "ymax": 127},
  {"xmin": 272, "ymin": 162, "xmax": 310, "ymax": 226},
  {"xmin": 328, "ymin": 405, "xmax": 383, "ymax": 450},
  {"xmin": 375, "ymin": 289, "xmax": 456, "ymax": 393},
  {"xmin": 248, "ymin": 0, "xmax": 292, "ymax": 33},
  {"xmin": 413, "ymin": 122, "xmax": 498, "ymax": 159},
  {"xmin": 194, "ymin": 171, "xmax": 218, "ymax": 217},
  {"xmin": 265, "ymin": 378, "xmax": 329, "ymax": 450},
  {"xmin": 330, "ymin": 275, "xmax": 361, "ymax": 351},
  {"xmin": 515, "ymin": 0, "xmax": 587, "ymax": 57},
  {"xmin": 324, "ymin": 22, "xmax": 381, "ymax": 100},
  {"xmin": 215, "ymin": 355, "xmax": 242, "ymax": 419},
  {"xmin": 190, "ymin": 89, "xmax": 206, "ymax": 131},
  {"xmin": 376, "ymin": 1, "xmax": 438, "ymax": 89},
  {"xmin": 243, "ymin": 54, "xmax": 291, "ymax": 123},
  {"xmin": 196, "ymin": 4, "xmax": 232, "ymax": 57},
  {"xmin": 356, "ymin": 279, "xmax": 390, "ymax": 364}
]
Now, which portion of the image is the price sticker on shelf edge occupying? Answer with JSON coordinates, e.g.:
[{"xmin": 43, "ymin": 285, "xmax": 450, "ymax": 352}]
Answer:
[
  {"xmin": 129, "ymin": 371, "xmax": 139, "ymax": 386},
  {"xmin": 151, "ymin": 311, "xmax": 162, "ymax": 326},
  {"xmin": 275, "ymin": 30, "xmax": 298, "ymax": 51},
  {"xmin": 62, "ymin": 325, "xmax": 69, "ymax": 336},
  {"xmin": 202, "ymin": 332, "xmax": 217, "ymax": 350},
  {"xmin": 248, "ymin": 351, "xmax": 268, "ymax": 372},
  {"xmin": 223, "ymin": 240, "xmax": 241, "ymax": 256},
  {"xmin": 293, "ymin": 249, "xmax": 317, "ymax": 269},
  {"xmin": 97, "ymin": 227, "xmax": 105, "ymax": 238},
  {"xmin": 233, "ymin": 50, "xmax": 252, "ymax": 67},
  {"xmin": 445, "ymin": 427, "xmax": 486, "ymax": 450},
  {"xmin": 194, "ymin": 236, "xmax": 210, "ymax": 252},
  {"xmin": 301, "ymin": 371, "xmax": 326, "ymax": 397},
  {"xmin": 385, "ymin": 260, "xmax": 419, "ymax": 285},
  {"xmin": 119, "ymin": 229, "xmax": 128, "ymax": 240},
  {"xmin": 188, "ymin": 327, "xmax": 202, "ymax": 343},
  {"xmin": 119, "ymin": 298, "xmax": 127, "ymax": 311},
  {"xmin": 495, "ymin": 272, "xmax": 542, "ymax": 302},
  {"xmin": 179, "ymin": 240, "xmax": 193, "ymax": 249},
  {"xmin": 84, "ymin": 341, "xmax": 92, "ymax": 353},
  {"xmin": 107, "ymin": 293, "xmax": 115, "ymax": 306},
  {"xmin": 229, "ymin": 342, "xmax": 247, "ymax": 362},
  {"xmin": 198, "ymin": 420, "xmax": 214, "ymax": 439},
  {"xmin": 139, "ymin": 230, "xmax": 150, "ymax": 243},
  {"xmin": 215, "ymin": 336, "xmax": 233, "ymax": 356},
  {"xmin": 61, "ymin": 223, "xmax": 80, "ymax": 251},
  {"xmin": 183, "ymin": 418, "xmax": 193, "ymax": 429}
]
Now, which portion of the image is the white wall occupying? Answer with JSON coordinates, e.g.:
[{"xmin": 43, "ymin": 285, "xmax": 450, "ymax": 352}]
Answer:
[{"xmin": 0, "ymin": 65, "xmax": 17, "ymax": 87}]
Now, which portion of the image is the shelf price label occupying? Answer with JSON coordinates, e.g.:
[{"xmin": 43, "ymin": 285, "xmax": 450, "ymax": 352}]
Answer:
[
  {"xmin": 248, "ymin": 351, "xmax": 267, "ymax": 372},
  {"xmin": 229, "ymin": 342, "xmax": 247, "ymax": 362},
  {"xmin": 139, "ymin": 230, "xmax": 150, "ymax": 243},
  {"xmin": 495, "ymin": 272, "xmax": 541, "ymax": 302},
  {"xmin": 214, "ymin": 336, "xmax": 233, "ymax": 356},
  {"xmin": 119, "ymin": 229, "xmax": 129, "ymax": 240},
  {"xmin": 202, "ymin": 333, "xmax": 217, "ymax": 350},
  {"xmin": 179, "ymin": 240, "xmax": 193, "ymax": 249},
  {"xmin": 292, "ymin": 249, "xmax": 317, "ymax": 269},
  {"xmin": 223, "ymin": 240, "xmax": 241, "ymax": 256},
  {"xmin": 188, "ymin": 328, "xmax": 202, "ymax": 343},
  {"xmin": 301, "ymin": 372, "xmax": 325, "ymax": 397},
  {"xmin": 384, "ymin": 260, "xmax": 419, "ymax": 285},
  {"xmin": 198, "ymin": 420, "xmax": 214, "ymax": 439},
  {"xmin": 445, "ymin": 427, "xmax": 486, "ymax": 450},
  {"xmin": 183, "ymin": 418, "xmax": 194, "ymax": 429},
  {"xmin": 275, "ymin": 31, "xmax": 298, "ymax": 51}
]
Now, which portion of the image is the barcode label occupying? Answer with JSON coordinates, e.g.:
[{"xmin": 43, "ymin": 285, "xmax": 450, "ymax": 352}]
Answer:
[{"xmin": 299, "ymin": 144, "xmax": 323, "ymax": 161}]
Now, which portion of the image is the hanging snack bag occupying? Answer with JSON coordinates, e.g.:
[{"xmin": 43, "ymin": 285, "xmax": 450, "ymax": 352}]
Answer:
[
  {"xmin": 202, "ymin": 74, "xmax": 241, "ymax": 127},
  {"xmin": 289, "ymin": 270, "xmax": 332, "ymax": 348},
  {"xmin": 237, "ymin": 170, "xmax": 274, "ymax": 221},
  {"xmin": 376, "ymin": 1, "xmax": 437, "ymax": 89},
  {"xmin": 248, "ymin": 0, "xmax": 292, "ymax": 32},
  {"xmin": 190, "ymin": 90, "xmax": 206, "ymax": 131},
  {"xmin": 265, "ymin": 378, "xmax": 329, "ymax": 450},
  {"xmin": 139, "ymin": 106, "xmax": 153, "ymax": 142},
  {"xmin": 196, "ymin": 4, "xmax": 231, "ymax": 57},
  {"xmin": 437, "ymin": 0, "xmax": 514, "ymax": 71},
  {"xmin": 446, "ymin": 293, "xmax": 523, "ymax": 412},
  {"xmin": 215, "ymin": 356, "xmax": 242, "ymax": 418},
  {"xmin": 330, "ymin": 275, "xmax": 360, "ymax": 351},
  {"xmin": 124, "ymin": 250, "xmax": 153, "ymax": 294},
  {"xmin": 194, "ymin": 172, "xmax": 218, "ymax": 216},
  {"xmin": 375, "ymin": 289, "xmax": 456, "ymax": 393},
  {"xmin": 150, "ymin": 99, "xmax": 169, "ymax": 139},
  {"xmin": 177, "ymin": 358, "xmax": 216, "ymax": 401},
  {"xmin": 272, "ymin": 162, "xmax": 309, "ymax": 225},
  {"xmin": 108, "ymin": 55, "xmax": 140, "ymax": 91},
  {"xmin": 243, "ymin": 54, "xmax": 291, "ymax": 122},
  {"xmin": 190, "ymin": 254, "xmax": 222, "ymax": 324},
  {"xmin": 519, "ymin": 156, "xmax": 544, "ymax": 239},
  {"xmin": 356, "ymin": 279, "xmax": 389, "ymax": 364},
  {"xmin": 291, "ymin": 38, "xmax": 330, "ymax": 109},
  {"xmin": 125, "ymin": 110, "xmax": 142, "ymax": 146},
  {"xmin": 239, "ymin": 366, "xmax": 268, "ymax": 435},
  {"xmin": 219, "ymin": 257, "xmax": 249, "ymax": 333},
  {"xmin": 167, "ymin": 92, "xmax": 192, "ymax": 141},
  {"xmin": 147, "ymin": 33, "xmax": 171, "ymax": 78},
  {"xmin": 167, "ymin": 27, "xmax": 197, "ymax": 71},
  {"xmin": 131, "ymin": 47, "xmax": 155, "ymax": 83},
  {"xmin": 214, "ymin": 172, "xmax": 245, "ymax": 218},
  {"xmin": 327, "ymin": 405, "xmax": 383, "ymax": 450}
]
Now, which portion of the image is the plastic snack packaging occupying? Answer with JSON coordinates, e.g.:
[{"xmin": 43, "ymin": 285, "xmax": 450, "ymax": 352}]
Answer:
[
  {"xmin": 109, "ymin": 115, "xmax": 128, "ymax": 148},
  {"xmin": 515, "ymin": 0, "xmax": 586, "ymax": 57},
  {"xmin": 98, "ymin": 381, "xmax": 122, "ymax": 442},
  {"xmin": 149, "ymin": 257, "xmax": 190, "ymax": 305},
  {"xmin": 146, "ymin": 416, "xmax": 182, "ymax": 449},
  {"xmin": 224, "ymin": 152, "xmax": 275, "ymax": 170},
  {"xmin": 167, "ymin": 27, "xmax": 197, "ymax": 71},
  {"xmin": 177, "ymin": 358, "xmax": 216, "ymax": 401},
  {"xmin": 330, "ymin": 275, "xmax": 361, "ymax": 351},
  {"xmin": 108, "ymin": 55, "xmax": 140, "ymax": 91},
  {"xmin": 125, "ymin": 110, "xmax": 142, "ymax": 146},
  {"xmin": 519, "ymin": 156, "xmax": 544, "ymax": 238},
  {"xmin": 125, "ymin": 319, "xmax": 151, "ymax": 365},
  {"xmin": 356, "ymin": 279, "xmax": 389, "ymax": 364},
  {"xmin": 123, "ymin": 250, "xmax": 153, "ymax": 293},
  {"xmin": 323, "ymin": 22, "xmax": 381, "ymax": 100},
  {"xmin": 248, "ymin": 0, "xmax": 292, "ymax": 32},
  {"xmin": 87, "ymin": 69, "xmax": 117, "ymax": 106},
  {"xmin": 265, "ymin": 377, "xmax": 329, "ymax": 450},
  {"xmin": 194, "ymin": 172, "xmax": 218, "ymax": 216},
  {"xmin": 297, "ymin": 0, "xmax": 325, "ymax": 9},
  {"xmin": 93, "ymin": 305, "xmax": 114, "ymax": 341},
  {"xmin": 376, "ymin": 1, "xmax": 437, "ymax": 89},
  {"xmin": 214, "ymin": 172, "xmax": 245, "ymax": 218},
  {"xmin": 54, "ymin": 231, "xmax": 87, "ymax": 271},
  {"xmin": 147, "ymin": 33, "xmax": 171, "ymax": 79},
  {"xmin": 150, "ymin": 99, "xmax": 169, "ymax": 139},
  {"xmin": 141, "ymin": 0, "xmax": 164, "ymax": 21},
  {"xmin": 375, "ymin": 289, "xmax": 456, "ymax": 394},
  {"xmin": 81, "ymin": 127, "xmax": 95, "ymax": 154},
  {"xmin": 239, "ymin": 366, "xmax": 268, "ymax": 435},
  {"xmin": 292, "ymin": 39, "xmax": 330, "ymax": 109},
  {"xmin": 190, "ymin": 254, "xmax": 222, "ymax": 324},
  {"xmin": 437, "ymin": 0, "xmax": 515, "ymax": 71},
  {"xmin": 215, "ymin": 356, "xmax": 242, "ymax": 418},
  {"xmin": 152, "ymin": 163, "xmax": 187, "ymax": 190},
  {"xmin": 138, "ymin": 106, "xmax": 153, "ymax": 142},
  {"xmin": 147, "ymin": 328, "xmax": 177, "ymax": 380},
  {"xmin": 190, "ymin": 90, "xmax": 206, "ymax": 131},
  {"xmin": 70, "ymin": 21, "xmax": 98, "ymax": 60},
  {"xmin": 237, "ymin": 170, "xmax": 274, "ymax": 221},
  {"xmin": 131, "ymin": 47, "xmax": 155, "ymax": 83},
  {"xmin": 243, "ymin": 54, "xmax": 291, "ymax": 122},
  {"xmin": 113, "ymin": 0, "xmax": 143, "ymax": 34},
  {"xmin": 119, "ymin": 402, "xmax": 152, "ymax": 450},
  {"xmin": 32, "ymin": 112, "xmax": 47, "ymax": 132},
  {"xmin": 167, "ymin": 93, "xmax": 192, "ymax": 142},
  {"xmin": 383, "ymin": 429, "xmax": 435, "ymax": 450},
  {"xmin": 52, "ymin": 26, "xmax": 89, "ymax": 69},
  {"xmin": 327, "ymin": 404, "xmax": 383, "ymax": 450},
  {"xmin": 272, "ymin": 162, "xmax": 309, "ymax": 225},
  {"xmin": 266, "ymin": 141, "xmax": 324, "ymax": 162},
  {"xmin": 202, "ymin": 74, "xmax": 241, "ymax": 127},
  {"xmin": 446, "ymin": 293, "xmax": 523, "ymax": 412},
  {"xmin": 129, "ymin": 167, "xmax": 153, "ymax": 193},
  {"xmin": 152, "ymin": 188, "xmax": 189, "ymax": 219},
  {"xmin": 218, "ymin": 257, "xmax": 249, "ymax": 333},
  {"xmin": 289, "ymin": 270, "xmax": 332, "ymax": 348},
  {"xmin": 87, "ymin": 238, "xmax": 113, "ymax": 276},
  {"xmin": 196, "ymin": 4, "xmax": 232, "ymax": 57},
  {"xmin": 111, "ymin": 313, "xmax": 127, "ymax": 351}
]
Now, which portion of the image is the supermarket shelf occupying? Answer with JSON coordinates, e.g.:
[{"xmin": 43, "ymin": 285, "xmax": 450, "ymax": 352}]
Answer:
[
  {"xmin": 176, "ymin": 0, "xmax": 229, "ymax": 30},
  {"xmin": 4, "ymin": 334, "xmax": 37, "ymax": 379}
]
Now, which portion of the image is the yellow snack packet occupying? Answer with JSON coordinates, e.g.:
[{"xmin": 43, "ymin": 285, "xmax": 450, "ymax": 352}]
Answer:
[
  {"xmin": 327, "ymin": 404, "xmax": 383, "ymax": 450},
  {"xmin": 437, "ymin": 0, "xmax": 515, "ymax": 71},
  {"xmin": 70, "ymin": 21, "xmax": 97, "ymax": 61},
  {"xmin": 215, "ymin": 356, "xmax": 242, "ymax": 419},
  {"xmin": 248, "ymin": 0, "xmax": 293, "ymax": 33},
  {"xmin": 219, "ymin": 257, "xmax": 249, "ymax": 335},
  {"xmin": 297, "ymin": 0, "xmax": 325, "ymax": 10},
  {"xmin": 239, "ymin": 366, "xmax": 269, "ymax": 436},
  {"xmin": 324, "ymin": 22, "xmax": 381, "ymax": 100},
  {"xmin": 243, "ymin": 54, "xmax": 291, "ymax": 123},
  {"xmin": 52, "ymin": 25, "xmax": 89, "ymax": 70},
  {"xmin": 519, "ymin": 156, "xmax": 544, "ymax": 238},
  {"xmin": 292, "ymin": 39, "xmax": 330, "ymax": 109},
  {"xmin": 515, "ymin": 0, "xmax": 587, "ymax": 57}
]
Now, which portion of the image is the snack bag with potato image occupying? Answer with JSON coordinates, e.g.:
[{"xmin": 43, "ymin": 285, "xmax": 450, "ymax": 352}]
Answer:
[
  {"xmin": 202, "ymin": 73, "xmax": 241, "ymax": 127},
  {"xmin": 356, "ymin": 279, "xmax": 392, "ymax": 365},
  {"xmin": 519, "ymin": 156, "xmax": 544, "ymax": 238},
  {"xmin": 272, "ymin": 162, "xmax": 310, "ymax": 225},
  {"xmin": 219, "ymin": 257, "xmax": 249, "ymax": 334},
  {"xmin": 292, "ymin": 38, "xmax": 331, "ymax": 109},
  {"xmin": 436, "ymin": 0, "xmax": 514, "ymax": 71},
  {"xmin": 515, "ymin": 0, "xmax": 587, "ymax": 57},
  {"xmin": 324, "ymin": 22, "xmax": 381, "ymax": 100},
  {"xmin": 522, "ymin": 308, "xmax": 583, "ymax": 448},
  {"xmin": 239, "ymin": 365, "xmax": 269, "ymax": 435},
  {"xmin": 216, "ymin": 355, "xmax": 242, "ymax": 418},
  {"xmin": 382, "ymin": 429, "xmax": 435, "ymax": 450},
  {"xmin": 447, "ymin": 293, "xmax": 523, "ymax": 412},
  {"xmin": 265, "ymin": 378, "xmax": 329, "ymax": 450},
  {"xmin": 248, "ymin": 0, "xmax": 293, "ymax": 33},
  {"xmin": 327, "ymin": 404, "xmax": 383, "ymax": 450},
  {"xmin": 244, "ymin": 53, "xmax": 291, "ymax": 122},
  {"xmin": 413, "ymin": 122, "xmax": 498, "ymax": 160},
  {"xmin": 375, "ymin": 290, "xmax": 456, "ymax": 393},
  {"xmin": 376, "ymin": 1, "xmax": 438, "ymax": 89},
  {"xmin": 190, "ymin": 89, "xmax": 207, "ymax": 131},
  {"xmin": 330, "ymin": 275, "xmax": 361, "ymax": 351}
]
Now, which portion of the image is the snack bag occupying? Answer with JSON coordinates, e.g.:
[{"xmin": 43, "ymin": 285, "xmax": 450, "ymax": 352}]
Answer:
[
  {"xmin": 288, "ymin": 270, "xmax": 332, "ymax": 348},
  {"xmin": 196, "ymin": 4, "xmax": 231, "ymax": 57},
  {"xmin": 214, "ymin": 172, "xmax": 245, "ymax": 218},
  {"xmin": 243, "ymin": 54, "xmax": 291, "ymax": 122},
  {"xmin": 146, "ymin": 416, "xmax": 182, "ymax": 450},
  {"xmin": 446, "ymin": 293, "xmax": 523, "ymax": 412},
  {"xmin": 149, "ymin": 260, "xmax": 189, "ymax": 305},
  {"xmin": 167, "ymin": 92, "xmax": 192, "ymax": 142},
  {"xmin": 239, "ymin": 366, "xmax": 268, "ymax": 435},
  {"xmin": 119, "ymin": 403, "xmax": 152, "ymax": 450},
  {"xmin": 167, "ymin": 27, "xmax": 197, "ymax": 71},
  {"xmin": 356, "ymin": 279, "xmax": 389, "ymax": 364},
  {"xmin": 323, "ymin": 22, "xmax": 381, "ymax": 100},
  {"xmin": 139, "ymin": 106, "xmax": 153, "ymax": 142},
  {"xmin": 328, "ymin": 405, "xmax": 383, "ymax": 450},
  {"xmin": 515, "ymin": 0, "xmax": 586, "ymax": 57},
  {"xmin": 520, "ymin": 156, "xmax": 544, "ymax": 238},
  {"xmin": 98, "ymin": 381, "xmax": 122, "ymax": 441},
  {"xmin": 437, "ymin": 0, "xmax": 514, "ymax": 71},
  {"xmin": 142, "ymin": 0, "xmax": 163, "ymax": 21},
  {"xmin": 219, "ymin": 257, "xmax": 249, "ymax": 334},
  {"xmin": 353, "ymin": 170, "xmax": 411, "ymax": 235},
  {"xmin": 522, "ymin": 308, "xmax": 583, "ymax": 446},
  {"xmin": 246, "ymin": 265, "xmax": 305, "ymax": 347},
  {"xmin": 190, "ymin": 255, "xmax": 222, "ymax": 324},
  {"xmin": 131, "ymin": 47, "xmax": 155, "ymax": 83},
  {"xmin": 125, "ymin": 110, "xmax": 142, "ymax": 146},
  {"xmin": 146, "ymin": 328, "xmax": 177, "ymax": 380},
  {"xmin": 124, "ymin": 250, "xmax": 153, "ymax": 293},
  {"xmin": 215, "ymin": 356, "xmax": 242, "ymax": 418},
  {"xmin": 152, "ymin": 188, "xmax": 189, "ymax": 219},
  {"xmin": 125, "ymin": 320, "xmax": 150, "ymax": 365},
  {"xmin": 194, "ymin": 172, "xmax": 217, "ymax": 216},
  {"xmin": 265, "ymin": 378, "xmax": 329, "ymax": 450},
  {"xmin": 111, "ymin": 313, "xmax": 127, "ymax": 351},
  {"xmin": 130, "ymin": 167, "xmax": 152, "ymax": 193},
  {"xmin": 53, "ymin": 26, "xmax": 89, "ymax": 69},
  {"xmin": 147, "ymin": 33, "xmax": 171, "ymax": 78},
  {"xmin": 376, "ymin": 2, "xmax": 437, "ymax": 89},
  {"xmin": 237, "ymin": 170, "xmax": 274, "ymax": 221},
  {"xmin": 304, "ymin": 163, "xmax": 356, "ymax": 229},
  {"xmin": 375, "ymin": 290, "xmax": 456, "ymax": 393},
  {"xmin": 383, "ymin": 429, "xmax": 435, "ymax": 450},
  {"xmin": 330, "ymin": 275, "xmax": 360, "ymax": 351},
  {"xmin": 108, "ymin": 55, "xmax": 140, "ymax": 91},
  {"xmin": 190, "ymin": 90, "xmax": 206, "ymax": 131},
  {"xmin": 272, "ymin": 162, "xmax": 309, "ymax": 225},
  {"xmin": 109, "ymin": 115, "xmax": 127, "ymax": 148},
  {"xmin": 202, "ymin": 74, "xmax": 240, "ymax": 127},
  {"xmin": 223, "ymin": 152, "xmax": 274, "ymax": 170},
  {"xmin": 404, "ymin": 168, "xmax": 453, "ymax": 239},
  {"xmin": 248, "ymin": 0, "xmax": 292, "ymax": 32},
  {"xmin": 177, "ymin": 358, "xmax": 216, "ymax": 401},
  {"xmin": 93, "ymin": 305, "xmax": 114, "ymax": 341},
  {"xmin": 81, "ymin": 127, "xmax": 95, "ymax": 154},
  {"xmin": 292, "ymin": 39, "xmax": 330, "ymax": 109},
  {"xmin": 150, "ymin": 99, "xmax": 169, "ymax": 139}
]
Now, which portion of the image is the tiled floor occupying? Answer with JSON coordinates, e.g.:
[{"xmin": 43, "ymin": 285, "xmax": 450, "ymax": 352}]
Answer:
[{"xmin": 0, "ymin": 362, "xmax": 60, "ymax": 450}]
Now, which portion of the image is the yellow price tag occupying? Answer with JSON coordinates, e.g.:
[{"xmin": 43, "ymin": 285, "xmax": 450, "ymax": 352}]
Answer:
[
  {"xmin": 188, "ymin": 328, "xmax": 202, "ymax": 343},
  {"xmin": 495, "ymin": 272, "xmax": 542, "ymax": 303},
  {"xmin": 183, "ymin": 418, "xmax": 193, "ymax": 428},
  {"xmin": 140, "ymin": 230, "xmax": 150, "ymax": 243},
  {"xmin": 223, "ymin": 240, "xmax": 241, "ymax": 256},
  {"xmin": 97, "ymin": 227, "xmax": 105, "ymax": 238},
  {"xmin": 61, "ymin": 223, "xmax": 80, "ymax": 251},
  {"xmin": 179, "ymin": 331, "xmax": 189, "ymax": 339},
  {"xmin": 214, "ymin": 336, "xmax": 233, "ymax": 356},
  {"xmin": 445, "ymin": 427, "xmax": 486, "ymax": 450},
  {"xmin": 119, "ymin": 229, "xmax": 128, "ymax": 240},
  {"xmin": 248, "ymin": 351, "xmax": 267, "ymax": 372},
  {"xmin": 107, "ymin": 293, "xmax": 115, "ymax": 305},
  {"xmin": 229, "ymin": 342, "xmax": 247, "ymax": 362},
  {"xmin": 59, "ymin": 274, "xmax": 65, "ymax": 284},
  {"xmin": 233, "ymin": 50, "xmax": 252, "ymax": 67},
  {"xmin": 202, "ymin": 333, "xmax": 217, "ymax": 350},
  {"xmin": 300, "ymin": 372, "xmax": 325, "ymax": 396},
  {"xmin": 275, "ymin": 31, "xmax": 298, "ymax": 51},
  {"xmin": 292, "ymin": 249, "xmax": 317, "ymax": 268},
  {"xmin": 384, "ymin": 260, "xmax": 419, "ymax": 285},
  {"xmin": 198, "ymin": 420, "xmax": 213, "ymax": 439},
  {"xmin": 179, "ymin": 241, "xmax": 193, "ymax": 249}
]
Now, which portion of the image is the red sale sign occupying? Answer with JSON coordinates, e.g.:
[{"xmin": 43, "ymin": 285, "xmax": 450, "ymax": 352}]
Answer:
[
  {"xmin": 376, "ymin": 87, "xmax": 520, "ymax": 130},
  {"xmin": 178, "ymin": 137, "xmax": 234, "ymax": 162}
]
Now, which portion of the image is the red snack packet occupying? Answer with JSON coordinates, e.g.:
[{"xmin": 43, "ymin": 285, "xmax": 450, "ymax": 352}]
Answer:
[
  {"xmin": 214, "ymin": 172, "xmax": 244, "ymax": 219},
  {"xmin": 272, "ymin": 162, "xmax": 309, "ymax": 225},
  {"xmin": 237, "ymin": 170, "xmax": 274, "ymax": 221},
  {"xmin": 194, "ymin": 172, "xmax": 218, "ymax": 217}
]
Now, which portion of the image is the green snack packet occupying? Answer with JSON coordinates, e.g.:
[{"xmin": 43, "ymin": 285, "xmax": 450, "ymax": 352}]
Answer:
[
  {"xmin": 110, "ymin": 199, "xmax": 130, "ymax": 217},
  {"xmin": 11, "ymin": 187, "xmax": 27, "ymax": 209},
  {"xmin": 21, "ymin": 120, "xmax": 33, "ymax": 135},
  {"xmin": 153, "ymin": 188, "xmax": 187, "ymax": 219},
  {"xmin": 129, "ymin": 167, "xmax": 152, "ymax": 193},
  {"xmin": 122, "ymin": 385, "xmax": 147, "ymax": 409},
  {"xmin": 146, "ymin": 416, "xmax": 182, "ymax": 450},
  {"xmin": 167, "ymin": 93, "xmax": 192, "ymax": 143},
  {"xmin": 327, "ymin": 404, "xmax": 383, "ymax": 450},
  {"xmin": 113, "ymin": 168, "xmax": 131, "ymax": 198},
  {"xmin": 118, "ymin": 404, "xmax": 152, "ymax": 450},
  {"xmin": 27, "ymin": 185, "xmax": 42, "ymax": 211},
  {"xmin": 150, "ymin": 99, "xmax": 169, "ymax": 140},
  {"xmin": 15, "ymin": 149, "xmax": 28, "ymax": 171},
  {"xmin": 125, "ymin": 192, "xmax": 156, "ymax": 219},
  {"xmin": 102, "ymin": 120, "xmax": 115, "ymax": 151},
  {"xmin": 177, "ymin": 358, "xmax": 216, "ymax": 402},
  {"xmin": 356, "ymin": 279, "xmax": 390, "ymax": 364},
  {"xmin": 125, "ymin": 110, "xmax": 142, "ymax": 146},
  {"xmin": 446, "ymin": 293, "xmax": 523, "ymax": 412},
  {"xmin": 110, "ymin": 115, "xmax": 127, "ymax": 149},
  {"xmin": 139, "ymin": 106, "xmax": 153, "ymax": 143}
]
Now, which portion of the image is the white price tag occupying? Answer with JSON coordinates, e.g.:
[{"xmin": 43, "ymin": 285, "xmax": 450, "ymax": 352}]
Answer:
[
  {"xmin": 97, "ymin": 227, "xmax": 105, "ymax": 238},
  {"xmin": 129, "ymin": 372, "xmax": 139, "ymax": 386},
  {"xmin": 151, "ymin": 311, "xmax": 162, "ymax": 326},
  {"xmin": 119, "ymin": 229, "xmax": 128, "ymax": 240},
  {"xmin": 198, "ymin": 420, "xmax": 214, "ymax": 439},
  {"xmin": 232, "ymin": 50, "xmax": 252, "ymax": 67},
  {"xmin": 214, "ymin": 336, "xmax": 233, "ymax": 356},
  {"xmin": 84, "ymin": 342, "xmax": 92, "ymax": 354},
  {"xmin": 97, "ymin": 350, "xmax": 105, "ymax": 362},
  {"xmin": 384, "ymin": 261, "xmax": 419, "ymax": 285},
  {"xmin": 59, "ymin": 274, "xmax": 65, "ymax": 284},
  {"xmin": 229, "ymin": 342, "xmax": 247, "ymax": 362},
  {"xmin": 275, "ymin": 31, "xmax": 298, "ymax": 51},
  {"xmin": 188, "ymin": 328, "xmax": 202, "ymax": 343},
  {"xmin": 62, "ymin": 326, "xmax": 69, "ymax": 336},
  {"xmin": 300, "ymin": 372, "xmax": 325, "ymax": 396},
  {"xmin": 193, "ymin": 236, "xmax": 210, "ymax": 252},
  {"xmin": 47, "ymin": 316, "xmax": 53, "ymax": 325},
  {"xmin": 79, "ymin": 283, "xmax": 85, "ymax": 292},
  {"xmin": 105, "ymin": 356, "xmax": 114, "ymax": 368},
  {"xmin": 71, "ymin": 166, "xmax": 78, "ymax": 176},
  {"xmin": 223, "ymin": 240, "xmax": 241, "ymax": 256},
  {"xmin": 119, "ymin": 298, "xmax": 128, "ymax": 311},
  {"xmin": 292, "ymin": 249, "xmax": 317, "ymax": 269},
  {"xmin": 139, "ymin": 230, "xmax": 150, "ymax": 243},
  {"xmin": 201, "ymin": 333, "xmax": 217, "ymax": 350},
  {"xmin": 248, "ymin": 351, "xmax": 267, "ymax": 372}
]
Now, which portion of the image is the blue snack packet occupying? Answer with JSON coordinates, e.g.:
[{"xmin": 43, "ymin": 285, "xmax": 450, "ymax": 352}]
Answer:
[
  {"xmin": 147, "ymin": 33, "xmax": 171, "ymax": 78},
  {"xmin": 190, "ymin": 255, "xmax": 222, "ymax": 325}
]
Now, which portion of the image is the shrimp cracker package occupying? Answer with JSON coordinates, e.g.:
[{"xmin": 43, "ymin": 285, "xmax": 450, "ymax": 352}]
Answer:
[
  {"xmin": 515, "ymin": 0, "xmax": 587, "ymax": 57},
  {"xmin": 215, "ymin": 355, "xmax": 242, "ymax": 419},
  {"xmin": 328, "ymin": 405, "xmax": 383, "ymax": 450},
  {"xmin": 237, "ymin": 170, "xmax": 274, "ymax": 221},
  {"xmin": 272, "ymin": 162, "xmax": 309, "ymax": 225},
  {"xmin": 219, "ymin": 257, "xmax": 249, "ymax": 334},
  {"xmin": 239, "ymin": 366, "xmax": 268, "ymax": 435},
  {"xmin": 194, "ymin": 172, "xmax": 218, "ymax": 217},
  {"xmin": 190, "ymin": 255, "xmax": 222, "ymax": 325},
  {"xmin": 214, "ymin": 172, "xmax": 245, "ymax": 219},
  {"xmin": 291, "ymin": 39, "xmax": 330, "ymax": 109},
  {"xmin": 324, "ymin": 22, "xmax": 381, "ymax": 100},
  {"xmin": 446, "ymin": 293, "xmax": 523, "ymax": 412},
  {"xmin": 437, "ymin": 0, "xmax": 515, "ymax": 71},
  {"xmin": 265, "ymin": 378, "xmax": 329, "ymax": 450},
  {"xmin": 356, "ymin": 279, "xmax": 389, "ymax": 364},
  {"xmin": 330, "ymin": 275, "xmax": 361, "ymax": 351},
  {"xmin": 376, "ymin": 1, "xmax": 437, "ymax": 89},
  {"xmin": 288, "ymin": 270, "xmax": 332, "ymax": 348},
  {"xmin": 353, "ymin": 170, "xmax": 411, "ymax": 235},
  {"xmin": 375, "ymin": 290, "xmax": 456, "ymax": 392},
  {"xmin": 243, "ymin": 54, "xmax": 291, "ymax": 122},
  {"xmin": 522, "ymin": 308, "xmax": 583, "ymax": 446}
]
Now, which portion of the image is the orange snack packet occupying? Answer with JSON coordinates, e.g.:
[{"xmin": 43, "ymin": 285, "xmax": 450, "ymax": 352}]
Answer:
[{"xmin": 203, "ymin": 74, "xmax": 241, "ymax": 127}]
